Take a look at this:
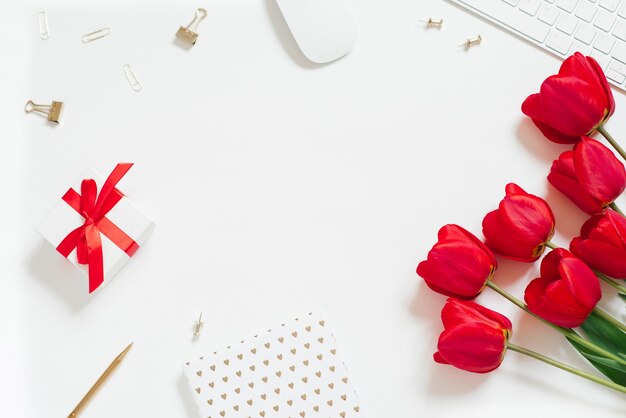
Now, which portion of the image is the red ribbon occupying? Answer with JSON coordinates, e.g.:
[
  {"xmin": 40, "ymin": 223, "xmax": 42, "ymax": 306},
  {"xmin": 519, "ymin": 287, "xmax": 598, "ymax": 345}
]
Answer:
[{"xmin": 56, "ymin": 163, "xmax": 139, "ymax": 293}]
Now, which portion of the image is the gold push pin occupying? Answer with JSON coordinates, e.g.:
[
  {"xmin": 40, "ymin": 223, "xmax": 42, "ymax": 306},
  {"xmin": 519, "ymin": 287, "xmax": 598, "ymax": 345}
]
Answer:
[
  {"xmin": 25, "ymin": 100, "xmax": 64, "ymax": 123},
  {"xmin": 460, "ymin": 35, "xmax": 482, "ymax": 49},
  {"xmin": 419, "ymin": 18, "xmax": 443, "ymax": 28},
  {"xmin": 176, "ymin": 8, "xmax": 208, "ymax": 45},
  {"xmin": 194, "ymin": 312, "xmax": 204, "ymax": 337}
]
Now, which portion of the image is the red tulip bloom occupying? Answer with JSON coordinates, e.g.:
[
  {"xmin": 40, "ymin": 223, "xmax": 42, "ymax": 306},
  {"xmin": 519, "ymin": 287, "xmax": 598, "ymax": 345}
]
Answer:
[
  {"xmin": 571, "ymin": 211, "xmax": 626, "ymax": 278},
  {"xmin": 525, "ymin": 249, "xmax": 601, "ymax": 327},
  {"xmin": 522, "ymin": 53, "xmax": 615, "ymax": 144},
  {"xmin": 482, "ymin": 183, "xmax": 555, "ymax": 262},
  {"xmin": 548, "ymin": 137, "xmax": 626, "ymax": 215},
  {"xmin": 417, "ymin": 225, "xmax": 497, "ymax": 299},
  {"xmin": 434, "ymin": 298, "xmax": 512, "ymax": 374}
]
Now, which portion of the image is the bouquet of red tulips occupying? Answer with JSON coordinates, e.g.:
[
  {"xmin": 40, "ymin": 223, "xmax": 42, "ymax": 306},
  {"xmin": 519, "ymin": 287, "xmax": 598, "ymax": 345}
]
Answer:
[{"xmin": 417, "ymin": 53, "xmax": 626, "ymax": 395}]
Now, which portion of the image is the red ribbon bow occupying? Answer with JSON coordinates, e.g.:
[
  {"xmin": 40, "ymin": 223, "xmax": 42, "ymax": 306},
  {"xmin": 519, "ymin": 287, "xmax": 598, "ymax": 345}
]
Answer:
[{"xmin": 56, "ymin": 163, "xmax": 139, "ymax": 293}]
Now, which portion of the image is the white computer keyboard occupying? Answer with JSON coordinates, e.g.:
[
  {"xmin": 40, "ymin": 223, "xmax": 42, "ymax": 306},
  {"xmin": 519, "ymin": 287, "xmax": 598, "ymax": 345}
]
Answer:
[{"xmin": 450, "ymin": 0, "xmax": 626, "ymax": 91}]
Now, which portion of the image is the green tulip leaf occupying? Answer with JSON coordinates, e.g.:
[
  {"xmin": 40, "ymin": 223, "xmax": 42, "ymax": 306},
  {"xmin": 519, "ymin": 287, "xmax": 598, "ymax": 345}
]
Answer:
[
  {"xmin": 581, "ymin": 311, "xmax": 626, "ymax": 359},
  {"xmin": 567, "ymin": 337, "xmax": 626, "ymax": 385},
  {"xmin": 619, "ymin": 294, "xmax": 626, "ymax": 303}
]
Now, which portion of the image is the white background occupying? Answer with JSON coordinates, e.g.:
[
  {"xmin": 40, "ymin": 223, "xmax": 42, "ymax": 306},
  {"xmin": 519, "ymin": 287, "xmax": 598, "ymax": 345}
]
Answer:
[{"xmin": 2, "ymin": 0, "xmax": 626, "ymax": 417}]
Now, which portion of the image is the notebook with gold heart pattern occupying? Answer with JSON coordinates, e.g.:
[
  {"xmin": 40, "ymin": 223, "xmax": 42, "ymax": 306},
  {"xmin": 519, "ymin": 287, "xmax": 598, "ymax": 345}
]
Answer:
[{"xmin": 182, "ymin": 312, "xmax": 362, "ymax": 418}]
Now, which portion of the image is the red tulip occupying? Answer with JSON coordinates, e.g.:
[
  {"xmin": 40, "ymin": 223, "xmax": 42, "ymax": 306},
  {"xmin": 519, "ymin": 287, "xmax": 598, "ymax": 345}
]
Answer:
[
  {"xmin": 482, "ymin": 183, "xmax": 555, "ymax": 262},
  {"xmin": 434, "ymin": 298, "xmax": 512, "ymax": 374},
  {"xmin": 571, "ymin": 210, "xmax": 626, "ymax": 278},
  {"xmin": 417, "ymin": 225, "xmax": 496, "ymax": 299},
  {"xmin": 548, "ymin": 137, "xmax": 626, "ymax": 215},
  {"xmin": 524, "ymin": 249, "xmax": 601, "ymax": 327},
  {"xmin": 522, "ymin": 53, "xmax": 615, "ymax": 144}
]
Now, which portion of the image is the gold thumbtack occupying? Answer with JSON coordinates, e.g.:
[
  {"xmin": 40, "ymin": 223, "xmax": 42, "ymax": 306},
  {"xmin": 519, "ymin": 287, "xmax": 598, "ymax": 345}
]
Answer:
[
  {"xmin": 25, "ymin": 100, "xmax": 64, "ymax": 124},
  {"xmin": 194, "ymin": 312, "xmax": 204, "ymax": 337},
  {"xmin": 419, "ymin": 18, "xmax": 444, "ymax": 28},
  {"xmin": 460, "ymin": 35, "xmax": 482, "ymax": 49},
  {"xmin": 176, "ymin": 8, "xmax": 208, "ymax": 45}
]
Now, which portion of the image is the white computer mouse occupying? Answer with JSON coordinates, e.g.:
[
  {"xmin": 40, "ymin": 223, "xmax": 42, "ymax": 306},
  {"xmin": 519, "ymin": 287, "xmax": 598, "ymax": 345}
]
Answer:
[{"xmin": 274, "ymin": 0, "xmax": 357, "ymax": 64}]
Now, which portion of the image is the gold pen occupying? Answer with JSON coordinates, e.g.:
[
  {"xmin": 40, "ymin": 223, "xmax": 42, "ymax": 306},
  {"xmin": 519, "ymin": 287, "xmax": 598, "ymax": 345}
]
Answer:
[{"xmin": 68, "ymin": 342, "xmax": 133, "ymax": 418}]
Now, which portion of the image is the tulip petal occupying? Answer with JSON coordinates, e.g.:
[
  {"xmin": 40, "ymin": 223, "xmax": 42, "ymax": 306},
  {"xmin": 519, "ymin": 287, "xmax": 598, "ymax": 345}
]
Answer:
[
  {"xmin": 436, "ymin": 322, "xmax": 507, "ymax": 373},
  {"xmin": 441, "ymin": 298, "xmax": 512, "ymax": 332},
  {"xmin": 585, "ymin": 55, "xmax": 615, "ymax": 118},
  {"xmin": 559, "ymin": 256, "xmax": 601, "ymax": 308},
  {"xmin": 525, "ymin": 249, "xmax": 600, "ymax": 327},
  {"xmin": 575, "ymin": 137, "xmax": 626, "ymax": 204},
  {"xmin": 417, "ymin": 241, "xmax": 493, "ymax": 299},
  {"xmin": 433, "ymin": 351, "xmax": 449, "ymax": 365},
  {"xmin": 571, "ymin": 237, "xmax": 626, "ymax": 278},
  {"xmin": 483, "ymin": 210, "xmax": 545, "ymax": 261},
  {"xmin": 548, "ymin": 150, "xmax": 605, "ymax": 214},
  {"xmin": 522, "ymin": 95, "xmax": 583, "ymax": 144},
  {"xmin": 438, "ymin": 225, "xmax": 498, "ymax": 267},
  {"xmin": 498, "ymin": 187, "xmax": 554, "ymax": 248},
  {"xmin": 538, "ymin": 76, "xmax": 606, "ymax": 137},
  {"xmin": 548, "ymin": 170, "xmax": 603, "ymax": 214}
]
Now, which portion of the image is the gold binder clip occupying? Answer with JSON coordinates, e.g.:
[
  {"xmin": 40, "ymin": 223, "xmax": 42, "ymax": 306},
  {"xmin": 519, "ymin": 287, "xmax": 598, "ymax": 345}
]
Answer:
[
  {"xmin": 460, "ymin": 35, "xmax": 482, "ymax": 49},
  {"xmin": 25, "ymin": 100, "xmax": 64, "ymax": 123},
  {"xmin": 194, "ymin": 312, "xmax": 204, "ymax": 337},
  {"xmin": 176, "ymin": 8, "xmax": 208, "ymax": 45},
  {"xmin": 419, "ymin": 18, "xmax": 443, "ymax": 28}
]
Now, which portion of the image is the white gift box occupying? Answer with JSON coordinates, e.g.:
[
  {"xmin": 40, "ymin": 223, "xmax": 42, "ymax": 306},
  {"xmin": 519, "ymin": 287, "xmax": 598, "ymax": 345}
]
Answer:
[{"xmin": 36, "ymin": 167, "xmax": 155, "ymax": 292}]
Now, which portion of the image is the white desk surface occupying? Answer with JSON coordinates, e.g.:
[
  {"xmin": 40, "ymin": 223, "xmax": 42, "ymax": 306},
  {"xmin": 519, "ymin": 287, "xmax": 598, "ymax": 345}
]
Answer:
[{"xmin": 2, "ymin": 0, "xmax": 626, "ymax": 417}]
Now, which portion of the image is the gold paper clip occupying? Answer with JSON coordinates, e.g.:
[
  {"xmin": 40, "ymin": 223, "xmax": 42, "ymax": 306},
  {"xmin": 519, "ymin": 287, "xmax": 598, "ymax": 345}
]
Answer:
[
  {"xmin": 81, "ymin": 28, "xmax": 110, "ymax": 43},
  {"xmin": 123, "ymin": 64, "xmax": 142, "ymax": 92},
  {"xmin": 419, "ymin": 18, "xmax": 443, "ymax": 28},
  {"xmin": 194, "ymin": 313, "xmax": 204, "ymax": 337},
  {"xmin": 38, "ymin": 12, "xmax": 49, "ymax": 40},
  {"xmin": 25, "ymin": 100, "xmax": 64, "ymax": 123},
  {"xmin": 460, "ymin": 35, "xmax": 482, "ymax": 49},
  {"xmin": 176, "ymin": 8, "xmax": 208, "ymax": 45}
]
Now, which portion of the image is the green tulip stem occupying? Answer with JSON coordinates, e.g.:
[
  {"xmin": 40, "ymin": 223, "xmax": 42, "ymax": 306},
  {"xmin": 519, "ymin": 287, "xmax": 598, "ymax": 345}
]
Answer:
[
  {"xmin": 593, "ymin": 307, "xmax": 626, "ymax": 333},
  {"xmin": 595, "ymin": 270, "xmax": 626, "ymax": 294},
  {"xmin": 507, "ymin": 343, "xmax": 626, "ymax": 395},
  {"xmin": 598, "ymin": 125, "xmax": 626, "ymax": 162},
  {"xmin": 545, "ymin": 241, "xmax": 558, "ymax": 250},
  {"xmin": 609, "ymin": 202, "xmax": 626, "ymax": 216},
  {"xmin": 486, "ymin": 281, "xmax": 626, "ymax": 367}
]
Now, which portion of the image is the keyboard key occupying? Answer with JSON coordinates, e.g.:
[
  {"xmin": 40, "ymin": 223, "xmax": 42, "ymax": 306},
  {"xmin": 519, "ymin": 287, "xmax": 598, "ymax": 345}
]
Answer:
[
  {"xmin": 575, "ymin": 0, "xmax": 598, "ymax": 21},
  {"xmin": 610, "ymin": 59, "xmax": 626, "ymax": 75},
  {"xmin": 606, "ymin": 61, "xmax": 626, "ymax": 83},
  {"xmin": 557, "ymin": 0, "xmax": 579, "ymax": 11},
  {"xmin": 557, "ymin": 13, "xmax": 579, "ymax": 33},
  {"xmin": 599, "ymin": 0, "xmax": 620, "ymax": 11},
  {"xmin": 613, "ymin": 20, "xmax": 626, "ymax": 40},
  {"xmin": 619, "ymin": 2, "xmax": 626, "ymax": 17},
  {"xmin": 545, "ymin": 0, "xmax": 556, "ymax": 3},
  {"xmin": 520, "ymin": 0, "xmax": 542, "ymax": 15},
  {"xmin": 547, "ymin": 29, "xmax": 574, "ymax": 53},
  {"xmin": 538, "ymin": 4, "xmax": 561, "ymax": 24},
  {"xmin": 572, "ymin": 41, "xmax": 594, "ymax": 55},
  {"xmin": 594, "ymin": 31, "xmax": 617, "ymax": 52},
  {"xmin": 594, "ymin": 9, "xmax": 617, "ymax": 31},
  {"xmin": 575, "ymin": 23, "xmax": 598, "ymax": 43},
  {"xmin": 456, "ymin": 0, "xmax": 551, "ymax": 42},
  {"xmin": 612, "ymin": 41, "xmax": 626, "ymax": 62},
  {"xmin": 502, "ymin": 0, "xmax": 520, "ymax": 6},
  {"xmin": 591, "ymin": 49, "xmax": 611, "ymax": 69}
]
